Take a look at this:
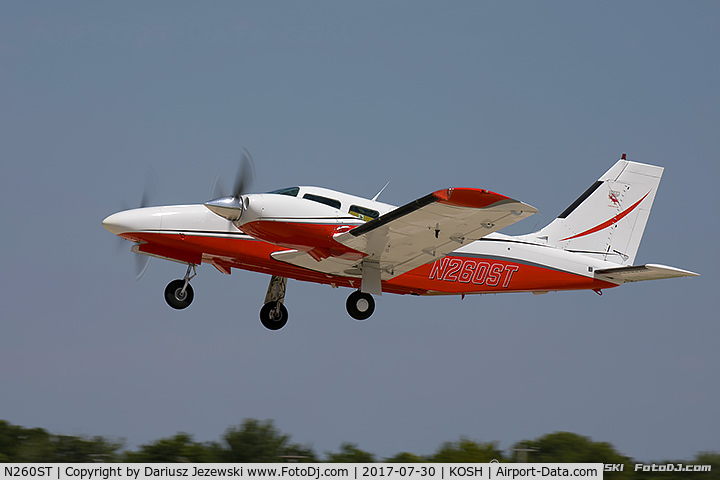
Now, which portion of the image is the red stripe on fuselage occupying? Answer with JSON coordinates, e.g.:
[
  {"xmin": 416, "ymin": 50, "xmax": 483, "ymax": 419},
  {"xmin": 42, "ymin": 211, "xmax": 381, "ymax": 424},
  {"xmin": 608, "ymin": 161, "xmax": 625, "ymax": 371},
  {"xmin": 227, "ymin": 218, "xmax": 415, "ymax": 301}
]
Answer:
[{"xmin": 123, "ymin": 231, "xmax": 617, "ymax": 296}]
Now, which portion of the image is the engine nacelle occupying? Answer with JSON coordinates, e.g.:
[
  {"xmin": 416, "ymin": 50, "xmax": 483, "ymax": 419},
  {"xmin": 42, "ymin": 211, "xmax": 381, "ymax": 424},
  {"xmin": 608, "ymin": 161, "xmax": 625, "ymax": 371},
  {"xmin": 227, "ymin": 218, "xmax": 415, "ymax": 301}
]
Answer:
[{"xmin": 233, "ymin": 194, "xmax": 363, "ymax": 261}]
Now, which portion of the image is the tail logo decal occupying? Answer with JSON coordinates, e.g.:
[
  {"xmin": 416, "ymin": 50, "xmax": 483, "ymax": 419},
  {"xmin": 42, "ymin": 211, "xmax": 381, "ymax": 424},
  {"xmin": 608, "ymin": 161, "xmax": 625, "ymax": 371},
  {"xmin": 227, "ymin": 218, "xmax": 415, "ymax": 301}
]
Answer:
[
  {"xmin": 608, "ymin": 190, "xmax": 621, "ymax": 207},
  {"xmin": 560, "ymin": 191, "xmax": 650, "ymax": 242}
]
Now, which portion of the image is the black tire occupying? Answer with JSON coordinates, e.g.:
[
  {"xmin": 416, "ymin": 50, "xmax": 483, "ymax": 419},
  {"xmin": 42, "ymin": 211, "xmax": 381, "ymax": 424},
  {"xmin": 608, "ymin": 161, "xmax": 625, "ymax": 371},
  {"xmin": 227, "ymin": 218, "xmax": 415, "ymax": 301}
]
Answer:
[
  {"xmin": 164, "ymin": 279, "xmax": 194, "ymax": 310},
  {"xmin": 260, "ymin": 301, "xmax": 289, "ymax": 330},
  {"xmin": 346, "ymin": 291, "xmax": 375, "ymax": 320}
]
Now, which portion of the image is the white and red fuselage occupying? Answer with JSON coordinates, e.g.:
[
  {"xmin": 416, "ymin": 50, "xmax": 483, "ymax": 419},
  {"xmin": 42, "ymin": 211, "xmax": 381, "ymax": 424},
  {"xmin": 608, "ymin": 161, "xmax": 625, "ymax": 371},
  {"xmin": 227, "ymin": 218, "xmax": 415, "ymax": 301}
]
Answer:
[
  {"xmin": 105, "ymin": 190, "xmax": 625, "ymax": 297},
  {"xmin": 103, "ymin": 158, "xmax": 697, "ymax": 327}
]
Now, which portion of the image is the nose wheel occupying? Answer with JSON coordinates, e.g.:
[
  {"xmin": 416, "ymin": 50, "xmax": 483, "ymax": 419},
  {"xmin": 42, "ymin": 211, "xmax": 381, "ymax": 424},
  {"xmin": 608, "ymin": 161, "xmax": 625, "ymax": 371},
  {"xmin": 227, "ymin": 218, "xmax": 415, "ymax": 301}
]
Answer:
[
  {"xmin": 164, "ymin": 264, "xmax": 196, "ymax": 310},
  {"xmin": 346, "ymin": 290, "xmax": 375, "ymax": 320},
  {"xmin": 165, "ymin": 280, "xmax": 194, "ymax": 309}
]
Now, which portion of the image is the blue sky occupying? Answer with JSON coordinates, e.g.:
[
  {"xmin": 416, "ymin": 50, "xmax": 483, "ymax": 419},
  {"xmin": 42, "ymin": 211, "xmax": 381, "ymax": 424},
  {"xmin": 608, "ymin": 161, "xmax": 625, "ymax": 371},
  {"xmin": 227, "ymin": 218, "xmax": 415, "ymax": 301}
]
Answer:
[{"xmin": 1, "ymin": 1, "xmax": 718, "ymax": 461}]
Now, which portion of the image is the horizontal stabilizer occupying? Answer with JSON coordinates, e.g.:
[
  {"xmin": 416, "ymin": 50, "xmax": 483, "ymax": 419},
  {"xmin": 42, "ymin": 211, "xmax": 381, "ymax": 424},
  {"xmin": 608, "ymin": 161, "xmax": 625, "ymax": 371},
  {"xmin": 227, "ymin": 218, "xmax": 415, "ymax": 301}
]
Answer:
[{"xmin": 595, "ymin": 263, "xmax": 698, "ymax": 283}]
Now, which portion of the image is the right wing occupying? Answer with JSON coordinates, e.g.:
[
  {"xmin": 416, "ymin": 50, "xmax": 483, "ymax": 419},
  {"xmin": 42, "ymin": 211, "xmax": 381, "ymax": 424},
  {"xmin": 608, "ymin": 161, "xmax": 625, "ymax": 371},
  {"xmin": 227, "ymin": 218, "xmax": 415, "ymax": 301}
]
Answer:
[{"xmin": 332, "ymin": 188, "xmax": 537, "ymax": 278}]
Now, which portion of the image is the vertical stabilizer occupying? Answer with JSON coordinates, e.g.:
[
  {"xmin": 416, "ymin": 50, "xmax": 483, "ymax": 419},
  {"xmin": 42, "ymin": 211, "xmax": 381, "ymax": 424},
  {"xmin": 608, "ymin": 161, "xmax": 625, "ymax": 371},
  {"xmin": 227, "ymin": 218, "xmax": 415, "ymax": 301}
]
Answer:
[{"xmin": 531, "ymin": 158, "xmax": 663, "ymax": 265}]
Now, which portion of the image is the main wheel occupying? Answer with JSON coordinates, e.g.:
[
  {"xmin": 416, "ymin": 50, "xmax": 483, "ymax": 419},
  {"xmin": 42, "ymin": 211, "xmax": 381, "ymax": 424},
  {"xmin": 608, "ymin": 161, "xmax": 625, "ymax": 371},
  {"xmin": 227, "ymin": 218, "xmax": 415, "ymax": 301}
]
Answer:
[
  {"xmin": 346, "ymin": 291, "xmax": 375, "ymax": 320},
  {"xmin": 164, "ymin": 279, "xmax": 194, "ymax": 310},
  {"xmin": 260, "ymin": 301, "xmax": 289, "ymax": 330}
]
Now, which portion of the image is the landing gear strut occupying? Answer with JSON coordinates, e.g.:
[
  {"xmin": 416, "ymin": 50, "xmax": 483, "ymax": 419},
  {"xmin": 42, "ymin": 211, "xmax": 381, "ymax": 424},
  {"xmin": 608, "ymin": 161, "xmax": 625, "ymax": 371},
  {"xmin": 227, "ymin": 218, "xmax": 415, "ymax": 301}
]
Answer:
[
  {"xmin": 164, "ymin": 264, "xmax": 196, "ymax": 310},
  {"xmin": 346, "ymin": 290, "xmax": 375, "ymax": 320},
  {"xmin": 260, "ymin": 275, "xmax": 289, "ymax": 330}
]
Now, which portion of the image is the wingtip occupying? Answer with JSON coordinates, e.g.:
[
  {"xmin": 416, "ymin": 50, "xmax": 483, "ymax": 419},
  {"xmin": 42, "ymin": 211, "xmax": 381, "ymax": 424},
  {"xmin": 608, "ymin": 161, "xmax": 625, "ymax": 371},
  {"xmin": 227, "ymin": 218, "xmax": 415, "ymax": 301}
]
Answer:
[
  {"xmin": 645, "ymin": 264, "xmax": 700, "ymax": 277},
  {"xmin": 432, "ymin": 187, "xmax": 511, "ymax": 208},
  {"xmin": 432, "ymin": 188, "xmax": 537, "ymax": 218}
]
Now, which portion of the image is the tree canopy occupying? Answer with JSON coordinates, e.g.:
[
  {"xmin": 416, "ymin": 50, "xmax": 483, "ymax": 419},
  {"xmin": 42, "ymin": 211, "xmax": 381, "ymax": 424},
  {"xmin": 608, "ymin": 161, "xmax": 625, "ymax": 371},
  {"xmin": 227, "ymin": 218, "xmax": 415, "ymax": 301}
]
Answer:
[
  {"xmin": 0, "ymin": 420, "xmax": 122, "ymax": 462},
  {"xmin": 1, "ymin": 417, "xmax": 717, "ymax": 479}
]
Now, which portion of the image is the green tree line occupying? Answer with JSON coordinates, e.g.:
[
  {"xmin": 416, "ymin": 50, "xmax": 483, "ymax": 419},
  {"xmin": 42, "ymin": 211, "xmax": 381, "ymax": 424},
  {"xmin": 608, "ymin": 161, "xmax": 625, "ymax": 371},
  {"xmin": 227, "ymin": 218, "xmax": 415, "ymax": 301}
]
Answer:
[{"xmin": 1, "ymin": 419, "xmax": 718, "ymax": 479}]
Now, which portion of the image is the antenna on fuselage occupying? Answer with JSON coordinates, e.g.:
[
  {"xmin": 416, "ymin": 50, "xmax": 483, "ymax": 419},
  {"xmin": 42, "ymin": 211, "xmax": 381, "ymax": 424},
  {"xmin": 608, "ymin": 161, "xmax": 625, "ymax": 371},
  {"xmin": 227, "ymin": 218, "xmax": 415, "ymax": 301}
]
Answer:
[{"xmin": 372, "ymin": 182, "xmax": 390, "ymax": 201}]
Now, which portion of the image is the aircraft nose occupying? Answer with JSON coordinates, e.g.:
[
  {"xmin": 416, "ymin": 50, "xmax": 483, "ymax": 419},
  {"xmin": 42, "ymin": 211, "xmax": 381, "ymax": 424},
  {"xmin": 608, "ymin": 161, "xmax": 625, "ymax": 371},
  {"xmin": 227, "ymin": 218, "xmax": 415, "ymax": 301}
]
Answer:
[
  {"xmin": 102, "ymin": 207, "xmax": 162, "ymax": 236},
  {"xmin": 102, "ymin": 211, "xmax": 128, "ymax": 235}
]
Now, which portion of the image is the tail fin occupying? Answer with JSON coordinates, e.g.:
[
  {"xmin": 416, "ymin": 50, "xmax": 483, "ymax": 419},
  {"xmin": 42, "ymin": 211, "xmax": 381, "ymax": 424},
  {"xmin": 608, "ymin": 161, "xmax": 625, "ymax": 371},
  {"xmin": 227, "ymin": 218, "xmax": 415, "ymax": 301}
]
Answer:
[{"xmin": 532, "ymin": 157, "xmax": 663, "ymax": 265}]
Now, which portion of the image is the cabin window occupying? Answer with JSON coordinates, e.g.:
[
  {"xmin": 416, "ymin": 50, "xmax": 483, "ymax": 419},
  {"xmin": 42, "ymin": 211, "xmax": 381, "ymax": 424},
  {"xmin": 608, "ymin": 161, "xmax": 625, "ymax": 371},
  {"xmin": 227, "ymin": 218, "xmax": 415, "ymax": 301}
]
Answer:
[
  {"xmin": 303, "ymin": 193, "xmax": 341, "ymax": 210},
  {"xmin": 267, "ymin": 187, "xmax": 300, "ymax": 197},
  {"xmin": 349, "ymin": 205, "xmax": 380, "ymax": 222}
]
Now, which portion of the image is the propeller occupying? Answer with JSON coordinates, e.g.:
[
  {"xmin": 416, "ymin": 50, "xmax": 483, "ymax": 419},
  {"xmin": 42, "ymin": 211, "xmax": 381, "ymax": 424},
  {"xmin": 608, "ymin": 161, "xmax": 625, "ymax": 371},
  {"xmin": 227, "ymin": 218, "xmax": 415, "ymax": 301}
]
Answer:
[
  {"xmin": 115, "ymin": 171, "xmax": 158, "ymax": 281},
  {"xmin": 205, "ymin": 149, "xmax": 255, "ymax": 221},
  {"xmin": 134, "ymin": 248, "xmax": 151, "ymax": 282},
  {"xmin": 233, "ymin": 148, "xmax": 255, "ymax": 198},
  {"xmin": 115, "ymin": 231, "xmax": 150, "ymax": 281}
]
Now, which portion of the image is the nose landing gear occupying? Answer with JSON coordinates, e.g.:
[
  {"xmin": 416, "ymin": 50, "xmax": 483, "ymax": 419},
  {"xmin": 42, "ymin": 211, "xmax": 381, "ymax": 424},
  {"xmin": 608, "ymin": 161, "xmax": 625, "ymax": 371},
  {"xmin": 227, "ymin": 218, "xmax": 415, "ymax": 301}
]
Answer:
[{"xmin": 164, "ymin": 264, "xmax": 197, "ymax": 310}]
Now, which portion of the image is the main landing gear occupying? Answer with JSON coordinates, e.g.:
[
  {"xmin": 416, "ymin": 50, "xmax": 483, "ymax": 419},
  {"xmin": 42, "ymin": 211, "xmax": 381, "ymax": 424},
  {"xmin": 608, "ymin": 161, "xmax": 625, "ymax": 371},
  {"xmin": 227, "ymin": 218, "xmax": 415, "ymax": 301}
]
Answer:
[
  {"xmin": 257, "ymin": 276, "xmax": 376, "ymax": 330},
  {"xmin": 346, "ymin": 290, "xmax": 375, "ymax": 320},
  {"xmin": 164, "ymin": 264, "xmax": 197, "ymax": 310},
  {"xmin": 260, "ymin": 276, "xmax": 289, "ymax": 330}
]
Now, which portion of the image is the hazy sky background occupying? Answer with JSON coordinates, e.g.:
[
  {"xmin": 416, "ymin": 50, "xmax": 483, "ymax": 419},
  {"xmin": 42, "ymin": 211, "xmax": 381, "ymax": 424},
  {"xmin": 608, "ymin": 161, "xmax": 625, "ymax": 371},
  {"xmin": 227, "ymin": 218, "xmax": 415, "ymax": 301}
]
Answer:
[{"xmin": 1, "ymin": 1, "xmax": 718, "ymax": 461}]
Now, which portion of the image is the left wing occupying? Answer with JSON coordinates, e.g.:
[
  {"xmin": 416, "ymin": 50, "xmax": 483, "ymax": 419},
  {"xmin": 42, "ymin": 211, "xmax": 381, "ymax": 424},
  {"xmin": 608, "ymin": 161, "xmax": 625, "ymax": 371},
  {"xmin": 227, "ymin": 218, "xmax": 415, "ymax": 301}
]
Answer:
[{"xmin": 274, "ymin": 188, "xmax": 536, "ymax": 285}]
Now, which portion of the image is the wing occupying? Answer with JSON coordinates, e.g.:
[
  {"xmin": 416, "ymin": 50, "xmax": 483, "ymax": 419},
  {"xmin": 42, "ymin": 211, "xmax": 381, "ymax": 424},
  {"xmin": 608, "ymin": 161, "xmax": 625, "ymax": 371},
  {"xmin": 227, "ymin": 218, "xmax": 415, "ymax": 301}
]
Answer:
[
  {"xmin": 594, "ymin": 264, "xmax": 699, "ymax": 282},
  {"xmin": 273, "ymin": 188, "xmax": 536, "ymax": 285},
  {"xmin": 334, "ymin": 188, "xmax": 536, "ymax": 276}
]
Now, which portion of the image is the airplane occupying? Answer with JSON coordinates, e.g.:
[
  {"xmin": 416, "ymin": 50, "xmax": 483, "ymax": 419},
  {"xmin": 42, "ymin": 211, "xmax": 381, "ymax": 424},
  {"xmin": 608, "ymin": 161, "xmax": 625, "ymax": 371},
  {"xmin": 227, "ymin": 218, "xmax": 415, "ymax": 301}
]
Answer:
[{"xmin": 103, "ymin": 154, "xmax": 698, "ymax": 330}]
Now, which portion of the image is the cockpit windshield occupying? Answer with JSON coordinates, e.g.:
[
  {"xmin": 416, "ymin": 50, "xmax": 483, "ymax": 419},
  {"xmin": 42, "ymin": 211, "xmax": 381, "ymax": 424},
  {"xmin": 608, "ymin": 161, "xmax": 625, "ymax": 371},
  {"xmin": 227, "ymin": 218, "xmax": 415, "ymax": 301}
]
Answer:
[{"xmin": 266, "ymin": 187, "xmax": 300, "ymax": 197}]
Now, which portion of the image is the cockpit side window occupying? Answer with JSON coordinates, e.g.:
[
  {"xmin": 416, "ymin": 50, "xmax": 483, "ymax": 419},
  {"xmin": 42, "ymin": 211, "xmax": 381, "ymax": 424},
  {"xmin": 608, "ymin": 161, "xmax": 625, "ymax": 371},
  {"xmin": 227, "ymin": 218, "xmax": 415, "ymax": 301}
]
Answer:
[
  {"xmin": 303, "ymin": 193, "xmax": 341, "ymax": 210},
  {"xmin": 267, "ymin": 187, "xmax": 300, "ymax": 197},
  {"xmin": 349, "ymin": 205, "xmax": 380, "ymax": 222}
]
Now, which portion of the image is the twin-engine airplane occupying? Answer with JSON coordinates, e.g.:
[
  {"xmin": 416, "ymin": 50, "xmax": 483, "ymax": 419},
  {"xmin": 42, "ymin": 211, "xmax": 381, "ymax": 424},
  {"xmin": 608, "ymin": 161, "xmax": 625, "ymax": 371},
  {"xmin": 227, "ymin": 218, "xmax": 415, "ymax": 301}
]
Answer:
[{"xmin": 103, "ymin": 154, "xmax": 697, "ymax": 330}]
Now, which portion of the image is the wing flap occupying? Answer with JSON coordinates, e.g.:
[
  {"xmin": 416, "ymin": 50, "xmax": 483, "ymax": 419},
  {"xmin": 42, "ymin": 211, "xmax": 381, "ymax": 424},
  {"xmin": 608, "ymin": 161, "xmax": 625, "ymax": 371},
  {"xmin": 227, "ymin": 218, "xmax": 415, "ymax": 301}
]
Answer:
[
  {"xmin": 272, "ymin": 249, "xmax": 360, "ymax": 277},
  {"xmin": 594, "ymin": 263, "xmax": 699, "ymax": 282}
]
